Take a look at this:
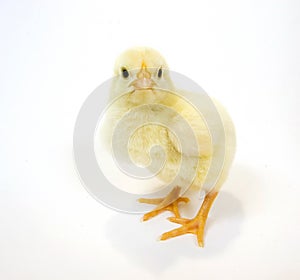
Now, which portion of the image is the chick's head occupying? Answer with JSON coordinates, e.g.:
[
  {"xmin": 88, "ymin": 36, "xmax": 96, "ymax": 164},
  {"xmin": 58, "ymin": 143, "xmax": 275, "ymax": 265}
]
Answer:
[{"xmin": 110, "ymin": 47, "xmax": 174, "ymax": 105}]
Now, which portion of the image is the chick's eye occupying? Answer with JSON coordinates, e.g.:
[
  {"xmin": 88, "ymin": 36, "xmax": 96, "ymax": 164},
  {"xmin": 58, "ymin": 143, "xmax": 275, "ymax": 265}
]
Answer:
[
  {"xmin": 157, "ymin": 67, "xmax": 163, "ymax": 78},
  {"xmin": 121, "ymin": 67, "xmax": 129, "ymax": 78}
]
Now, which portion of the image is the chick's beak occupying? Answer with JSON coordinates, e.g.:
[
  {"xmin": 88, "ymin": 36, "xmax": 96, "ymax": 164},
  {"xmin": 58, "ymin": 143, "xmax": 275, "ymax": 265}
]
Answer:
[{"xmin": 130, "ymin": 62, "xmax": 156, "ymax": 89}]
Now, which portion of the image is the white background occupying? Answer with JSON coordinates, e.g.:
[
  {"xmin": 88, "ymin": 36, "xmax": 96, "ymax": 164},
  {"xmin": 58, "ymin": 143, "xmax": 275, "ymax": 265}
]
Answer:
[{"xmin": 1, "ymin": 0, "xmax": 300, "ymax": 279}]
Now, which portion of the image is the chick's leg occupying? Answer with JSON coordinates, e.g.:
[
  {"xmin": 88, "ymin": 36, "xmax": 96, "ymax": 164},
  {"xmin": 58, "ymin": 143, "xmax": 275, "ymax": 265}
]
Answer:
[
  {"xmin": 160, "ymin": 191, "xmax": 218, "ymax": 247},
  {"xmin": 138, "ymin": 186, "xmax": 189, "ymax": 221}
]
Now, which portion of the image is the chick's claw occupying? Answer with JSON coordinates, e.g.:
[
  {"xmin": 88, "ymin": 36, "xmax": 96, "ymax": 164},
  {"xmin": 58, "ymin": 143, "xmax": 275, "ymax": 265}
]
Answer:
[
  {"xmin": 139, "ymin": 196, "xmax": 189, "ymax": 221},
  {"xmin": 160, "ymin": 191, "xmax": 218, "ymax": 247},
  {"xmin": 160, "ymin": 216, "xmax": 206, "ymax": 247}
]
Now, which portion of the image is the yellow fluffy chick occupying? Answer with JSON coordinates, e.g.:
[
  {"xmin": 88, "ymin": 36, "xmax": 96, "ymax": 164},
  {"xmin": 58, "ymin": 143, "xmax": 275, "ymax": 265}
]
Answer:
[{"xmin": 104, "ymin": 47, "xmax": 236, "ymax": 247}]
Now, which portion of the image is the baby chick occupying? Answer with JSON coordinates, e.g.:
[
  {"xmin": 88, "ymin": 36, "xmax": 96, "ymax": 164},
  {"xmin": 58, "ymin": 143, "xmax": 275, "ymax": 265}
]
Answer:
[{"xmin": 104, "ymin": 47, "xmax": 236, "ymax": 246}]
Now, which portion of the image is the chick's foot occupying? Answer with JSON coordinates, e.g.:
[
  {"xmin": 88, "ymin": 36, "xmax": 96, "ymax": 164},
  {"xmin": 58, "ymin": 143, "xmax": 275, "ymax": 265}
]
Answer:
[
  {"xmin": 160, "ymin": 191, "xmax": 218, "ymax": 247},
  {"xmin": 138, "ymin": 186, "xmax": 189, "ymax": 221},
  {"xmin": 139, "ymin": 197, "xmax": 189, "ymax": 221}
]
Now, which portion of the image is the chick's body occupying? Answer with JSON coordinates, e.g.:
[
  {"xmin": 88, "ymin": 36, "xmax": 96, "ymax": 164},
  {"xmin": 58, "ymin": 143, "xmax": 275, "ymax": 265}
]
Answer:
[{"xmin": 103, "ymin": 47, "xmax": 236, "ymax": 246}]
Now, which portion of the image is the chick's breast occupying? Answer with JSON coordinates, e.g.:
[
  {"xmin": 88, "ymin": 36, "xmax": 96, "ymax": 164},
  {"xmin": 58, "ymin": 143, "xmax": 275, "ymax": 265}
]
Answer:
[
  {"xmin": 124, "ymin": 108, "xmax": 183, "ymax": 186},
  {"xmin": 126, "ymin": 93, "xmax": 214, "ymax": 191},
  {"xmin": 101, "ymin": 91, "xmax": 235, "ymax": 195}
]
